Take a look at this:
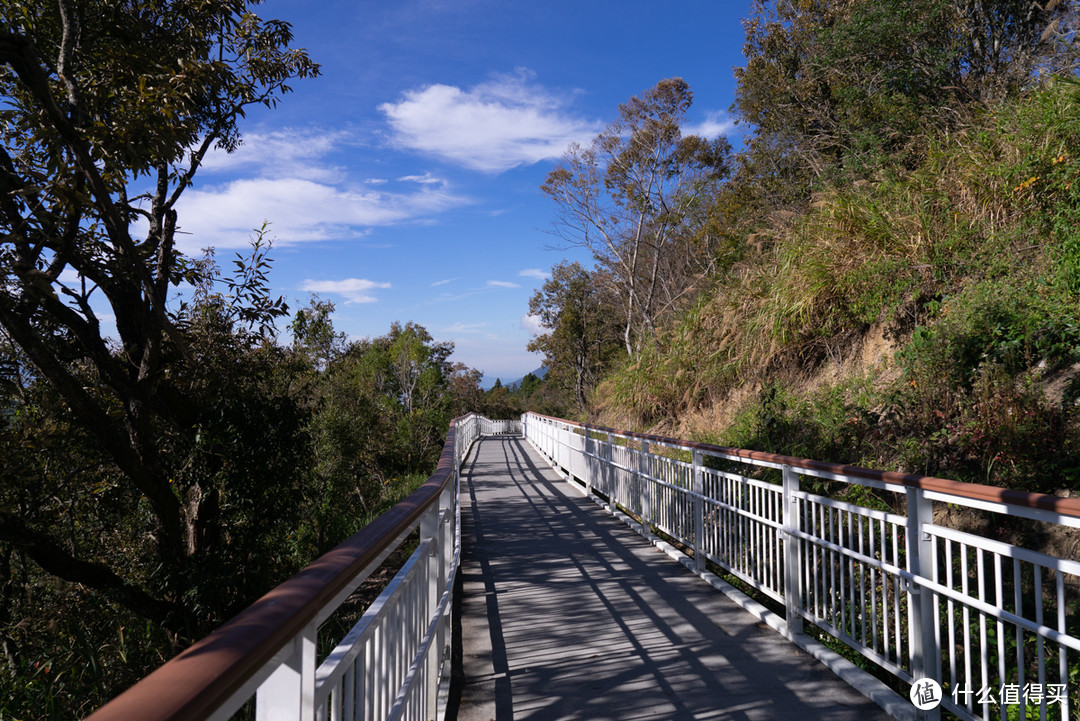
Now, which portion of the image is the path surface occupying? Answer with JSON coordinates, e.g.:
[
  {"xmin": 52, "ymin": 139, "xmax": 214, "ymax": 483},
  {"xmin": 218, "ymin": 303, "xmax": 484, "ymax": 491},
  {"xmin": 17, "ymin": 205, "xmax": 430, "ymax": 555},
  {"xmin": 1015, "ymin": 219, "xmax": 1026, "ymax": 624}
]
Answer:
[{"xmin": 452, "ymin": 436, "xmax": 896, "ymax": 721}]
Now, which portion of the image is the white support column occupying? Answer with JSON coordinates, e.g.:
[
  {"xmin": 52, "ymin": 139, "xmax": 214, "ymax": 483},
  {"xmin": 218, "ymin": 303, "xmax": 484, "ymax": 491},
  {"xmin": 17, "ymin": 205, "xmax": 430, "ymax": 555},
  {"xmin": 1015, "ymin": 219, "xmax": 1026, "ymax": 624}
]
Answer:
[
  {"xmin": 606, "ymin": 432, "xmax": 615, "ymax": 507},
  {"xmin": 693, "ymin": 450, "xmax": 705, "ymax": 573},
  {"xmin": 256, "ymin": 621, "xmax": 317, "ymax": 721},
  {"xmin": 640, "ymin": 439, "xmax": 652, "ymax": 539},
  {"xmin": 781, "ymin": 464, "xmax": 805, "ymax": 641},
  {"xmin": 906, "ymin": 485, "xmax": 941, "ymax": 721}
]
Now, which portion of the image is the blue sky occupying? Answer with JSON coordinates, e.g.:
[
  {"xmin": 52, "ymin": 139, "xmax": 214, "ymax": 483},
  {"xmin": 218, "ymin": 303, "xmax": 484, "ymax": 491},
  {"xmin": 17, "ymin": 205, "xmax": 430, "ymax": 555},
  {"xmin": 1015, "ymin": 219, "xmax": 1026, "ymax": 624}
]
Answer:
[{"xmin": 178, "ymin": 1, "xmax": 754, "ymax": 384}]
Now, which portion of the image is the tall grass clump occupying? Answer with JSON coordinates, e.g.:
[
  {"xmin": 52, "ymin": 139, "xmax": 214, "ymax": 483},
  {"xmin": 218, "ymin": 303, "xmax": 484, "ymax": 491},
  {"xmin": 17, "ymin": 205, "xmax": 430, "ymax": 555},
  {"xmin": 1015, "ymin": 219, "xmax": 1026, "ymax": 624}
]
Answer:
[{"xmin": 599, "ymin": 78, "xmax": 1080, "ymax": 492}]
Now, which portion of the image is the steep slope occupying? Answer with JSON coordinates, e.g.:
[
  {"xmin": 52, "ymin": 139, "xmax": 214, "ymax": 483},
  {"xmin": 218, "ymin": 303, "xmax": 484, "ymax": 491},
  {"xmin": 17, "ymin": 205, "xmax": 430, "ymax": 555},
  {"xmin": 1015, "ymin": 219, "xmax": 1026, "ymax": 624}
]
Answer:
[{"xmin": 596, "ymin": 79, "xmax": 1080, "ymax": 494}]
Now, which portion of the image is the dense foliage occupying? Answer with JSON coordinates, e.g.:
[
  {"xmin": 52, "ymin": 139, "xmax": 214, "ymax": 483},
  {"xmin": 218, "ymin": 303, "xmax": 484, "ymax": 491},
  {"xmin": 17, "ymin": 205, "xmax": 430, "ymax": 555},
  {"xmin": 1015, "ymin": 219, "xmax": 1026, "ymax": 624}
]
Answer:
[
  {"xmin": 3, "ymin": 0, "xmax": 1080, "ymax": 716},
  {"xmin": 0, "ymin": 2, "xmax": 487, "ymax": 716},
  {"xmin": 532, "ymin": 0, "xmax": 1080, "ymax": 496}
]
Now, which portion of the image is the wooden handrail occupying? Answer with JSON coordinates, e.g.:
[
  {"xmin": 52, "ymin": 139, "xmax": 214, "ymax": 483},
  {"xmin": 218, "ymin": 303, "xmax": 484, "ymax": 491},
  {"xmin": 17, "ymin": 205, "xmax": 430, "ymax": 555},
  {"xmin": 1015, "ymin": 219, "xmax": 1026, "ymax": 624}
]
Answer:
[
  {"xmin": 84, "ymin": 420, "xmax": 460, "ymax": 721},
  {"xmin": 527, "ymin": 412, "xmax": 1080, "ymax": 521}
]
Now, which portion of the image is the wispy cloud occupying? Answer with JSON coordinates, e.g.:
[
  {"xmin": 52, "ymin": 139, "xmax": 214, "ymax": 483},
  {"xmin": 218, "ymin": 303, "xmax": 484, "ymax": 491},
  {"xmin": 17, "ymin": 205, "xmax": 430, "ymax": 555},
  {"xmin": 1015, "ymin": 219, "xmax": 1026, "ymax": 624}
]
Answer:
[
  {"xmin": 300, "ymin": 277, "xmax": 392, "ymax": 304},
  {"xmin": 398, "ymin": 172, "xmax": 444, "ymax": 185},
  {"xmin": 379, "ymin": 69, "xmax": 599, "ymax": 173},
  {"xmin": 445, "ymin": 321, "xmax": 488, "ymax": 333},
  {"xmin": 198, "ymin": 128, "xmax": 352, "ymax": 182},
  {"xmin": 685, "ymin": 110, "xmax": 736, "ymax": 139},
  {"xmin": 175, "ymin": 177, "xmax": 467, "ymax": 251},
  {"xmin": 518, "ymin": 268, "xmax": 549, "ymax": 281},
  {"xmin": 170, "ymin": 129, "xmax": 470, "ymax": 252},
  {"xmin": 487, "ymin": 280, "xmax": 520, "ymax": 289},
  {"xmin": 431, "ymin": 277, "xmax": 459, "ymax": 287}
]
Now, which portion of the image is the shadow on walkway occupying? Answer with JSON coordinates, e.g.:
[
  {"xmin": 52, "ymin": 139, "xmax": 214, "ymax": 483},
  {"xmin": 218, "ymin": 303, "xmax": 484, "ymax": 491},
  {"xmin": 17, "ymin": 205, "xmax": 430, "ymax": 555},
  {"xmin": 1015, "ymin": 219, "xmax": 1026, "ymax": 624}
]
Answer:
[{"xmin": 452, "ymin": 437, "xmax": 896, "ymax": 721}]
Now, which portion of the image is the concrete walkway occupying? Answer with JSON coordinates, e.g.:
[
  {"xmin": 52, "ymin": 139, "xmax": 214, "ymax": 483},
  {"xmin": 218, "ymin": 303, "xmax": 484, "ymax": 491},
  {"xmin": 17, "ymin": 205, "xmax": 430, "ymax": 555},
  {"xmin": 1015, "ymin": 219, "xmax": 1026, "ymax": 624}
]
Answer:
[{"xmin": 451, "ymin": 436, "xmax": 896, "ymax": 721}]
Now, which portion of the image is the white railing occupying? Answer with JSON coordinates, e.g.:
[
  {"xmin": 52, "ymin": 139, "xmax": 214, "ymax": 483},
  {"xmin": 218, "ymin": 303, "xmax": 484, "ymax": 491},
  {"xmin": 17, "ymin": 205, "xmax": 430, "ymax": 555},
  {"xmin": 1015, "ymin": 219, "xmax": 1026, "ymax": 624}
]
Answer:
[
  {"xmin": 87, "ymin": 413, "xmax": 513, "ymax": 721},
  {"xmin": 480, "ymin": 417, "xmax": 519, "ymax": 435},
  {"xmin": 522, "ymin": 412, "xmax": 1080, "ymax": 721}
]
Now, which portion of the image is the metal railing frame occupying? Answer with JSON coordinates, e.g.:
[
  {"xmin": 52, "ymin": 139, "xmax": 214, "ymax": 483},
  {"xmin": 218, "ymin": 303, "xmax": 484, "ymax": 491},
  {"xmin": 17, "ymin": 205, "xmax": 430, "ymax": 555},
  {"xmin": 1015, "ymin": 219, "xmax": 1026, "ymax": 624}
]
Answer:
[
  {"xmin": 86, "ymin": 413, "xmax": 511, "ymax": 721},
  {"xmin": 522, "ymin": 412, "xmax": 1080, "ymax": 721}
]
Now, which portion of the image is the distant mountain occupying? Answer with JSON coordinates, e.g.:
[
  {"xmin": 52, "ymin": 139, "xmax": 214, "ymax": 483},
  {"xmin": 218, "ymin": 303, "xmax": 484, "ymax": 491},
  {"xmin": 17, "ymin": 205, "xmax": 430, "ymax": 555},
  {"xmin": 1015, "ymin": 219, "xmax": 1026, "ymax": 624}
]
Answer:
[
  {"xmin": 480, "ymin": 366, "xmax": 547, "ymax": 390},
  {"xmin": 508, "ymin": 366, "xmax": 547, "ymax": 389}
]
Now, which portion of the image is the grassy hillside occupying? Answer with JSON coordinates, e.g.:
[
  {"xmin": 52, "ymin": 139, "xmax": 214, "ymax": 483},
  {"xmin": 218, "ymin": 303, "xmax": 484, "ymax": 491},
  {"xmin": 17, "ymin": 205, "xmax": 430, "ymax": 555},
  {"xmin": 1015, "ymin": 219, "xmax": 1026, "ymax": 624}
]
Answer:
[{"xmin": 596, "ymin": 78, "xmax": 1080, "ymax": 494}]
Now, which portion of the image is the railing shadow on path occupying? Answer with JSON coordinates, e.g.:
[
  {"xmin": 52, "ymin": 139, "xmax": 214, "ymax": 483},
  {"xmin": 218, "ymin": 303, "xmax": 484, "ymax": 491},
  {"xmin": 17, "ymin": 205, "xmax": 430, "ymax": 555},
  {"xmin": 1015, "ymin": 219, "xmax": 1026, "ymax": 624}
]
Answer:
[{"xmin": 452, "ymin": 435, "xmax": 893, "ymax": 721}]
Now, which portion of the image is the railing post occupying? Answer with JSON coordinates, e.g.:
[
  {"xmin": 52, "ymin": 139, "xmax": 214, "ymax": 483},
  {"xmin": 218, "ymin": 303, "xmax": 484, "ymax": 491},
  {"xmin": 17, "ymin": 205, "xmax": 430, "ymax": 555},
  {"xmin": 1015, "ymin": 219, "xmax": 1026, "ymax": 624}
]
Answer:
[
  {"xmin": 693, "ymin": 449, "xmax": 705, "ymax": 573},
  {"xmin": 781, "ymin": 464, "xmax": 805, "ymax": 641},
  {"xmin": 606, "ymin": 432, "xmax": 615, "ymax": 506},
  {"xmin": 587, "ymin": 425, "xmax": 596, "ymax": 498},
  {"xmin": 255, "ymin": 620, "xmax": 317, "ymax": 721},
  {"xmin": 640, "ymin": 439, "xmax": 652, "ymax": 539},
  {"xmin": 906, "ymin": 486, "xmax": 940, "ymax": 721}
]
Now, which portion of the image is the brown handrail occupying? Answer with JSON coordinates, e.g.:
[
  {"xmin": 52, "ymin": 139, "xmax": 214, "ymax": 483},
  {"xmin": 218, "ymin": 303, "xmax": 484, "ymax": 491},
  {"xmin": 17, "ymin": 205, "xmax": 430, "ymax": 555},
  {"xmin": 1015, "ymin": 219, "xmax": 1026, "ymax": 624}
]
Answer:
[
  {"xmin": 528, "ymin": 412, "xmax": 1080, "ymax": 521},
  {"xmin": 84, "ymin": 420, "xmax": 460, "ymax": 721}
]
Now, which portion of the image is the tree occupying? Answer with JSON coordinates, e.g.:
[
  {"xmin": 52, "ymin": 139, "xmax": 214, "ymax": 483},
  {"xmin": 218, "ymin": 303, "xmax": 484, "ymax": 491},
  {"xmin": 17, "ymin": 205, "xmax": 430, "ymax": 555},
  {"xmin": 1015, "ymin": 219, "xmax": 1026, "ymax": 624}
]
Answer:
[
  {"xmin": 0, "ymin": 0, "xmax": 317, "ymax": 635},
  {"xmin": 528, "ymin": 262, "xmax": 621, "ymax": 410},
  {"xmin": 291, "ymin": 296, "xmax": 346, "ymax": 371},
  {"xmin": 732, "ymin": 0, "xmax": 1079, "ymax": 197},
  {"xmin": 542, "ymin": 79, "xmax": 731, "ymax": 356}
]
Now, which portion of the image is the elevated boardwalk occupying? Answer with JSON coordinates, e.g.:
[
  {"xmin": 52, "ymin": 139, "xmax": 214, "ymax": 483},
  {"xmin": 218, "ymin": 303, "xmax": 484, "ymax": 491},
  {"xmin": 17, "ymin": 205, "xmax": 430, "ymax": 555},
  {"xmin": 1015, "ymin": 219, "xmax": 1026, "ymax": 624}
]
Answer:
[{"xmin": 454, "ymin": 436, "xmax": 894, "ymax": 720}]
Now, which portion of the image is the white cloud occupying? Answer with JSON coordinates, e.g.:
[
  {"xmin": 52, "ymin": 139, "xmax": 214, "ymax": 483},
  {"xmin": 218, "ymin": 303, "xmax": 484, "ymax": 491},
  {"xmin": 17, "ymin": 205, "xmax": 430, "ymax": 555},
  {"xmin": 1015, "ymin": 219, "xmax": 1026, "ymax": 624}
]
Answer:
[
  {"xmin": 445, "ymin": 322, "xmax": 487, "ymax": 333},
  {"xmin": 685, "ymin": 110, "xmax": 736, "ymax": 139},
  {"xmin": 518, "ymin": 268, "xmax": 549, "ymax": 281},
  {"xmin": 175, "ymin": 177, "xmax": 467, "ymax": 251},
  {"xmin": 520, "ymin": 314, "xmax": 545, "ymax": 334},
  {"xmin": 398, "ymin": 172, "xmax": 443, "ymax": 185},
  {"xmin": 197, "ymin": 128, "xmax": 351, "ymax": 182},
  {"xmin": 487, "ymin": 280, "xmax": 520, "ymax": 289},
  {"xmin": 379, "ymin": 69, "xmax": 598, "ymax": 173},
  {"xmin": 431, "ymin": 277, "xmax": 459, "ymax": 287},
  {"xmin": 300, "ymin": 277, "xmax": 391, "ymax": 304}
]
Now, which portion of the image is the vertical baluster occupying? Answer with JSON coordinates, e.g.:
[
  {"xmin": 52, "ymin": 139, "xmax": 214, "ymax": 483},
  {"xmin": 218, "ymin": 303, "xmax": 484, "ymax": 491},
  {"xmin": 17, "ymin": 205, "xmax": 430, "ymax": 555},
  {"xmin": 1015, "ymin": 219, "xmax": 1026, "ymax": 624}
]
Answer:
[
  {"xmin": 752, "ymin": 481, "xmax": 759, "ymax": 584},
  {"xmin": 738, "ymin": 475, "xmax": 746, "ymax": 576},
  {"xmin": 932, "ymin": 533, "xmax": 943, "ymax": 707},
  {"xmin": 977, "ymin": 549, "xmax": 988, "ymax": 721},
  {"xmin": 946, "ymin": 539, "xmax": 957, "ymax": 693},
  {"xmin": 892, "ymin": 523, "xmax": 901, "ymax": 666},
  {"xmin": 834, "ymin": 508, "xmax": 842, "ymax": 635},
  {"xmin": 846, "ymin": 511, "xmax": 855, "ymax": 640},
  {"xmin": 773, "ymin": 487, "xmax": 781, "ymax": 595},
  {"xmin": 361, "ymin": 640, "xmax": 372, "ymax": 721},
  {"xmin": 809, "ymin": 501, "xmax": 819, "ymax": 621},
  {"xmin": 870, "ymin": 517, "xmax": 880, "ymax": 654},
  {"xmin": 859, "ymin": 514, "xmax": 867, "ymax": 648},
  {"xmin": 747, "ymin": 481, "xmax": 754, "ymax": 581},
  {"xmin": 1057, "ymin": 572, "xmax": 1069, "ymax": 721},
  {"xmin": 754, "ymin": 484, "xmax": 762, "ymax": 586},
  {"xmin": 1013, "ymin": 558, "xmax": 1024, "ymax": 713},
  {"xmin": 717, "ymin": 472, "xmax": 725, "ymax": 569},
  {"xmin": 326, "ymin": 674, "xmax": 339, "ymax": 721},
  {"xmin": 374, "ymin": 626, "xmax": 384, "ymax": 719},
  {"xmin": 825, "ymin": 505, "xmax": 834, "ymax": 629},
  {"xmin": 1034, "ymin": 565, "xmax": 1045, "ymax": 721},
  {"xmin": 882, "ymin": 519, "xmax": 891, "ymax": 661},
  {"xmin": 961, "ymin": 543, "xmax": 972, "ymax": 715},
  {"xmin": 995, "ymin": 553, "xmax": 1005, "ymax": 721}
]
